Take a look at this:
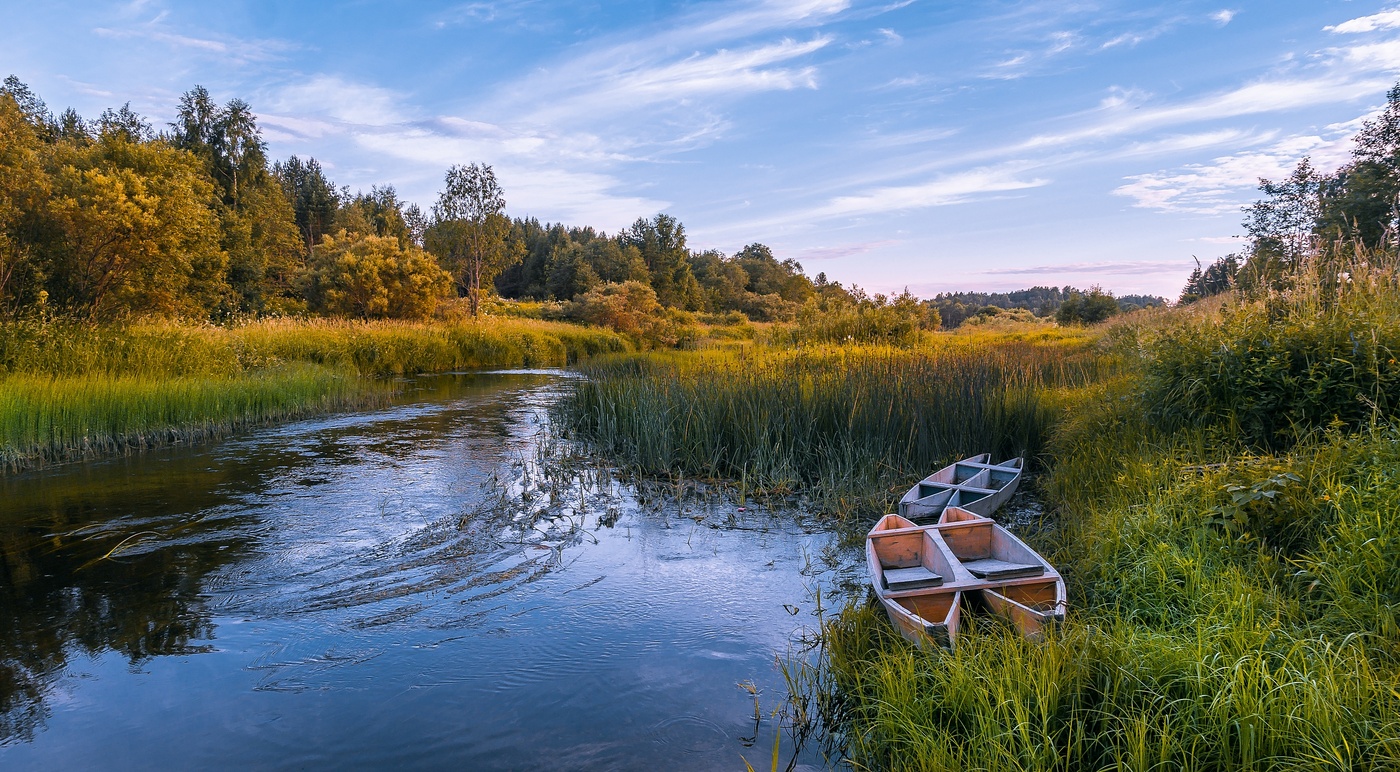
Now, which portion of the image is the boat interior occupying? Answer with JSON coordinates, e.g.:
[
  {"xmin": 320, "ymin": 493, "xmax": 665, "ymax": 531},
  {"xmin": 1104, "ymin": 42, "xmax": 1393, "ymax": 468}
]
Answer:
[
  {"xmin": 869, "ymin": 524, "xmax": 958, "ymax": 592},
  {"xmin": 936, "ymin": 521, "xmax": 1046, "ymax": 580},
  {"xmin": 892, "ymin": 593, "xmax": 958, "ymax": 626}
]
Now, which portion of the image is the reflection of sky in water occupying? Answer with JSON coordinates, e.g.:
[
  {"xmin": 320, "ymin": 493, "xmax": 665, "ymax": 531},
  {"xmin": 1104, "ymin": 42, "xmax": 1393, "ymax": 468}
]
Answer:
[{"xmin": 0, "ymin": 372, "xmax": 860, "ymax": 770}]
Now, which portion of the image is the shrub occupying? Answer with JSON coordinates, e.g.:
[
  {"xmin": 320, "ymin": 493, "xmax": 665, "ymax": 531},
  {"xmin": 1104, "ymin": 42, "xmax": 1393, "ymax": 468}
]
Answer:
[{"xmin": 307, "ymin": 232, "xmax": 452, "ymax": 319}]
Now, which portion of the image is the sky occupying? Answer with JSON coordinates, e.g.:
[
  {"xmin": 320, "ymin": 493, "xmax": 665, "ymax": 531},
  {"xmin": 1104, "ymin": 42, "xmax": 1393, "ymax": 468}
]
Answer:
[{"xmin": 5, "ymin": 1, "xmax": 1400, "ymax": 299}]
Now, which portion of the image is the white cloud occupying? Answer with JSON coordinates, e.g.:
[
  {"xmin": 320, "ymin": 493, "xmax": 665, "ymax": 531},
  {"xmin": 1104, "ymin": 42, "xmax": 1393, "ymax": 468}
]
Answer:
[
  {"xmin": 92, "ymin": 24, "xmax": 292, "ymax": 64},
  {"xmin": 1113, "ymin": 130, "xmax": 1356, "ymax": 214},
  {"xmin": 1211, "ymin": 10, "xmax": 1237, "ymax": 26},
  {"xmin": 792, "ymin": 239, "xmax": 900, "ymax": 260},
  {"xmin": 272, "ymin": 76, "xmax": 408, "ymax": 127},
  {"xmin": 1326, "ymin": 9, "xmax": 1400, "ymax": 34},
  {"xmin": 811, "ymin": 166, "xmax": 1049, "ymax": 218}
]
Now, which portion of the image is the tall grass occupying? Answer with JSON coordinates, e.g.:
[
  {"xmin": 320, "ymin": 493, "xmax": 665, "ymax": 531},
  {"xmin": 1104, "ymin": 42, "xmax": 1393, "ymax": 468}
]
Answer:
[
  {"xmin": 0, "ymin": 364, "xmax": 390, "ymax": 469},
  {"xmin": 801, "ymin": 248, "xmax": 1400, "ymax": 770},
  {"xmin": 558, "ymin": 331, "xmax": 1105, "ymax": 513},
  {"xmin": 0, "ymin": 316, "xmax": 630, "ymax": 379},
  {"xmin": 0, "ymin": 315, "xmax": 631, "ymax": 470}
]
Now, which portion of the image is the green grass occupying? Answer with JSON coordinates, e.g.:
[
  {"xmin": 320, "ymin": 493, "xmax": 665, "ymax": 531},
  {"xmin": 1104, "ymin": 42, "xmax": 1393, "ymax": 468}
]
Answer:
[
  {"xmin": 0, "ymin": 364, "xmax": 390, "ymax": 470},
  {"xmin": 558, "ymin": 253, "xmax": 1400, "ymax": 770},
  {"xmin": 557, "ymin": 331, "xmax": 1105, "ymax": 514},
  {"xmin": 794, "ymin": 253, "xmax": 1400, "ymax": 771},
  {"xmin": 0, "ymin": 315, "xmax": 632, "ymax": 470}
]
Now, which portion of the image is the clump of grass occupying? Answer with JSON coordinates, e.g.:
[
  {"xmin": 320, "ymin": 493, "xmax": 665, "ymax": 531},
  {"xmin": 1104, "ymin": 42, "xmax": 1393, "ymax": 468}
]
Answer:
[
  {"xmin": 0, "ymin": 364, "xmax": 390, "ymax": 469},
  {"xmin": 1140, "ymin": 252, "xmax": 1400, "ymax": 451},
  {"xmin": 816, "ymin": 603, "xmax": 1400, "ymax": 771},
  {"xmin": 558, "ymin": 332, "xmax": 1105, "ymax": 514}
]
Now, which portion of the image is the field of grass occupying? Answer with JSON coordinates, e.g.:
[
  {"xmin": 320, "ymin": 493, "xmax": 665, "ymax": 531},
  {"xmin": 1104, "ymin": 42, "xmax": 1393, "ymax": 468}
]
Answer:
[
  {"xmin": 558, "ymin": 254, "xmax": 1400, "ymax": 770},
  {"xmin": 557, "ymin": 328, "xmax": 1106, "ymax": 514},
  {"xmin": 0, "ymin": 315, "xmax": 631, "ymax": 470}
]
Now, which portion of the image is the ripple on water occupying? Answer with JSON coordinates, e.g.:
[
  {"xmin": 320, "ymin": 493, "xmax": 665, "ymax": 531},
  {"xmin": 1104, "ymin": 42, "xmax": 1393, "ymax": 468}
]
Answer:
[{"xmin": 649, "ymin": 715, "xmax": 729, "ymax": 753}]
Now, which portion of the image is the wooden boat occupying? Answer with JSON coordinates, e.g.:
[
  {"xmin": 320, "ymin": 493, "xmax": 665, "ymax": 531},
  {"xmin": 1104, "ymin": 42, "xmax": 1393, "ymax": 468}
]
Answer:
[
  {"xmin": 932, "ymin": 509, "xmax": 1067, "ymax": 637},
  {"xmin": 866, "ymin": 514, "xmax": 972, "ymax": 647},
  {"xmin": 898, "ymin": 454, "xmax": 1024, "ymax": 523}
]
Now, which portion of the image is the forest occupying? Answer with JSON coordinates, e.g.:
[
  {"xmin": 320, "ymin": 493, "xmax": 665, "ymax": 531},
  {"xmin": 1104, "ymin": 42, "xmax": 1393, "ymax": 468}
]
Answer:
[{"xmin": 0, "ymin": 76, "xmax": 1160, "ymax": 337}]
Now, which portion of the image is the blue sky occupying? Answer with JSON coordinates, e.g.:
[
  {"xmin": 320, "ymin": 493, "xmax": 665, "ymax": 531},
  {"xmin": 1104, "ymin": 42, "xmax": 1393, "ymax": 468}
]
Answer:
[{"xmin": 6, "ymin": 1, "xmax": 1400, "ymax": 298}]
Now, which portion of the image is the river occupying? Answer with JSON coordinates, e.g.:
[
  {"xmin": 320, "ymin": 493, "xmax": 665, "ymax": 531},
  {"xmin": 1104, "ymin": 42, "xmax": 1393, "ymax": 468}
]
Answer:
[{"xmin": 0, "ymin": 371, "xmax": 859, "ymax": 770}]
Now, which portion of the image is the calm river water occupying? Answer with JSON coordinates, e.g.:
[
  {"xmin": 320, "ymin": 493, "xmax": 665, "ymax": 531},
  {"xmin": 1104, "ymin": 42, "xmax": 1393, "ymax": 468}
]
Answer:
[{"xmin": 0, "ymin": 371, "xmax": 859, "ymax": 770}]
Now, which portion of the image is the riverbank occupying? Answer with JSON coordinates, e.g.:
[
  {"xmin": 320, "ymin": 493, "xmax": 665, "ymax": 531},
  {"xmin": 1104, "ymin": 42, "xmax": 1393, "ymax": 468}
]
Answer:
[
  {"xmin": 557, "ymin": 255, "xmax": 1400, "ymax": 769},
  {"xmin": 0, "ymin": 316, "xmax": 631, "ymax": 470}
]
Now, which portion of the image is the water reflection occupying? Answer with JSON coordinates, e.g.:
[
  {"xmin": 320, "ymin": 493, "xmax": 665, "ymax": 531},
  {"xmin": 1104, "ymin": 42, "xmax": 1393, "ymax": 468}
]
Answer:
[{"xmin": 0, "ymin": 372, "xmax": 858, "ymax": 769}]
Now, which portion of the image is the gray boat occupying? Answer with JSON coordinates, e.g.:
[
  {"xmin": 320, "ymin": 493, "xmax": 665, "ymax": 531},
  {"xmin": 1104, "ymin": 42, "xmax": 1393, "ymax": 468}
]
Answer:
[{"xmin": 897, "ymin": 453, "xmax": 1023, "ymax": 522}]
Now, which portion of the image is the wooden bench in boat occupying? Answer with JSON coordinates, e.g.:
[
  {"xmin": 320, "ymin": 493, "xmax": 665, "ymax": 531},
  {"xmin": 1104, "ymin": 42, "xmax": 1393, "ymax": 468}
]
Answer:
[
  {"xmin": 882, "ymin": 565, "xmax": 944, "ymax": 591},
  {"xmin": 960, "ymin": 557, "xmax": 1044, "ymax": 580}
]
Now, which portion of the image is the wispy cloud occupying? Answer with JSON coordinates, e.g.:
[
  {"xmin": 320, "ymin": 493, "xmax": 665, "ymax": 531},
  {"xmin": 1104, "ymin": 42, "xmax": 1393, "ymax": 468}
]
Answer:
[
  {"xmin": 1113, "ymin": 129, "xmax": 1356, "ymax": 214},
  {"xmin": 982, "ymin": 260, "xmax": 1190, "ymax": 275},
  {"xmin": 1326, "ymin": 8, "xmax": 1400, "ymax": 34},
  {"xmin": 811, "ymin": 165, "xmax": 1049, "ymax": 218},
  {"xmin": 793, "ymin": 239, "xmax": 900, "ymax": 261},
  {"xmin": 1211, "ymin": 9, "xmax": 1237, "ymax": 26},
  {"xmin": 92, "ymin": 22, "xmax": 292, "ymax": 65}
]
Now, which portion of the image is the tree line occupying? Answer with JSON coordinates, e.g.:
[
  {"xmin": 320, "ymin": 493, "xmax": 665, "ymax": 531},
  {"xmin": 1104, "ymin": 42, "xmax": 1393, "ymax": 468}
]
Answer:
[
  {"xmin": 0, "ymin": 76, "xmax": 1152, "ymax": 331},
  {"xmin": 1183, "ymin": 82, "xmax": 1400, "ymax": 303}
]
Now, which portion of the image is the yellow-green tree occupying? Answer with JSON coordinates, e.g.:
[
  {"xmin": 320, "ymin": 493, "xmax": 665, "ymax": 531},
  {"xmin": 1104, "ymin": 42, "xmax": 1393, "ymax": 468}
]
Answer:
[
  {"xmin": 0, "ymin": 91, "xmax": 49, "ymax": 312},
  {"xmin": 42, "ymin": 128, "xmax": 225, "ymax": 319},
  {"xmin": 308, "ymin": 232, "xmax": 451, "ymax": 319}
]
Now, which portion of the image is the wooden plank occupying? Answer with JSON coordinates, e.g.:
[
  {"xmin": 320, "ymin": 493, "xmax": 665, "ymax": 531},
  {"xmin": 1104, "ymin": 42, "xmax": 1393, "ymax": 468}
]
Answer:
[
  {"xmin": 962, "ymin": 558, "xmax": 1044, "ymax": 580},
  {"xmin": 883, "ymin": 566, "xmax": 944, "ymax": 591}
]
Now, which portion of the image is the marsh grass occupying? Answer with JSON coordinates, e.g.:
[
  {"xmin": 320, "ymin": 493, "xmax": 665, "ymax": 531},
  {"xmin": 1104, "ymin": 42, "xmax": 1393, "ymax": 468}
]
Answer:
[
  {"xmin": 558, "ymin": 332, "xmax": 1105, "ymax": 515},
  {"xmin": 793, "ymin": 250, "xmax": 1400, "ymax": 770},
  {"xmin": 0, "ymin": 365, "xmax": 390, "ymax": 470},
  {"xmin": 0, "ymin": 315, "xmax": 631, "ymax": 470}
]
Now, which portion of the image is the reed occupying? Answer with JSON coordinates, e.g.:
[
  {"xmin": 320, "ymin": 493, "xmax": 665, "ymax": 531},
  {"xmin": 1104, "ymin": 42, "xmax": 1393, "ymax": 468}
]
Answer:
[
  {"xmin": 0, "ymin": 364, "xmax": 390, "ymax": 470},
  {"xmin": 0, "ymin": 315, "xmax": 632, "ymax": 470},
  {"xmin": 558, "ymin": 332, "xmax": 1105, "ymax": 514}
]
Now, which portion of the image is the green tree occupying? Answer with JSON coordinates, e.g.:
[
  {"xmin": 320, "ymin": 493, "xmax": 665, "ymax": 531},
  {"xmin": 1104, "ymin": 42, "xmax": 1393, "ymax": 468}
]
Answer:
[
  {"xmin": 338, "ymin": 185, "xmax": 415, "ymax": 246},
  {"xmin": 272, "ymin": 155, "xmax": 340, "ymax": 254},
  {"xmin": 623, "ymin": 214, "xmax": 702, "ymax": 309},
  {"xmin": 427, "ymin": 163, "xmax": 518, "ymax": 316},
  {"xmin": 41, "ymin": 126, "xmax": 225, "ymax": 318},
  {"xmin": 171, "ymin": 86, "xmax": 302, "ymax": 315},
  {"xmin": 1055, "ymin": 287, "xmax": 1119, "ymax": 325},
  {"xmin": 307, "ymin": 231, "xmax": 451, "ymax": 319},
  {"xmin": 1180, "ymin": 254, "xmax": 1240, "ymax": 304},
  {"xmin": 0, "ymin": 88, "xmax": 49, "ymax": 312}
]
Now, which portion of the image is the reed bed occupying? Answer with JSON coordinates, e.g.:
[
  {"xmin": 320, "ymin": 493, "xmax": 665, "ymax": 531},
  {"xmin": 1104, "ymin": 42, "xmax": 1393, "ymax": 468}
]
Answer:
[
  {"xmin": 0, "ymin": 316, "xmax": 630, "ymax": 379},
  {"xmin": 558, "ymin": 333, "xmax": 1105, "ymax": 514},
  {"xmin": 0, "ymin": 315, "xmax": 631, "ymax": 470},
  {"xmin": 0, "ymin": 365, "xmax": 390, "ymax": 470},
  {"xmin": 797, "ymin": 252, "xmax": 1400, "ymax": 771}
]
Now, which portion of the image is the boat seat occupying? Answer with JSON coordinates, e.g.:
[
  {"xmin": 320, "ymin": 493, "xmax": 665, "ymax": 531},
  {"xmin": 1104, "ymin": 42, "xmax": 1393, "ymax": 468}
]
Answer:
[
  {"xmin": 961, "ymin": 558, "xmax": 1043, "ymax": 580},
  {"xmin": 883, "ymin": 566, "xmax": 944, "ymax": 591}
]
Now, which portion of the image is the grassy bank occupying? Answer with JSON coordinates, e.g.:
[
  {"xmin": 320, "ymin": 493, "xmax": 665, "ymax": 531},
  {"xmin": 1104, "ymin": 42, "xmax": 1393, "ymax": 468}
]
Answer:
[
  {"xmin": 0, "ymin": 315, "xmax": 631, "ymax": 470},
  {"xmin": 809, "ymin": 256, "xmax": 1400, "ymax": 770},
  {"xmin": 557, "ymin": 328, "xmax": 1105, "ymax": 514},
  {"xmin": 558, "ymin": 255, "xmax": 1400, "ymax": 769}
]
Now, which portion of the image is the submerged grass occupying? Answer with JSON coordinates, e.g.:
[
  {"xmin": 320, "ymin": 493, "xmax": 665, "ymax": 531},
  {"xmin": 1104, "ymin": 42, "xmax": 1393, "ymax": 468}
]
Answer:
[
  {"xmin": 558, "ymin": 331, "xmax": 1105, "ymax": 514},
  {"xmin": 0, "ymin": 315, "xmax": 632, "ymax": 470}
]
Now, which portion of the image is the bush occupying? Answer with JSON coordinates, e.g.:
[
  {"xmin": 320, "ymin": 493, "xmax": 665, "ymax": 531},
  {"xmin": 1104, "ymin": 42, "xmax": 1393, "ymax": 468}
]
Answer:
[
  {"xmin": 1141, "ymin": 255, "xmax": 1400, "ymax": 450},
  {"xmin": 1056, "ymin": 287, "xmax": 1119, "ymax": 325},
  {"xmin": 307, "ymin": 232, "xmax": 452, "ymax": 319}
]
